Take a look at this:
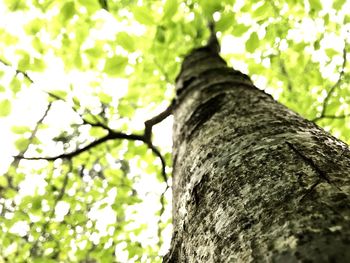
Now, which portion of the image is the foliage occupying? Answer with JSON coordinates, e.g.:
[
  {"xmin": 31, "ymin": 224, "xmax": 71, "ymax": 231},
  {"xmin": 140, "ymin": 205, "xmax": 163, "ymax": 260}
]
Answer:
[{"xmin": 0, "ymin": 0, "xmax": 349, "ymax": 262}]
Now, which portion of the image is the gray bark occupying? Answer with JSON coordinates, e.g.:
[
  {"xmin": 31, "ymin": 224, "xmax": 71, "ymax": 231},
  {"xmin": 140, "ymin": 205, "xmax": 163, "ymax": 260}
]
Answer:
[{"xmin": 164, "ymin": 46, "xmax": 350, "ymax": 262}]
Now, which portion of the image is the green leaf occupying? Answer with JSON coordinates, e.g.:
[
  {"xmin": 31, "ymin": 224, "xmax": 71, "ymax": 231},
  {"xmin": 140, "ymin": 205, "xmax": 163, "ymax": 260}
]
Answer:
[
  {"xmin": 0, "ymin": 176, "xmax": 8, "ymax": 187},
  {"xmin": 18, "ymin": 53, "xmax": 30, "ymax": 71},
  {"xmin": 308, "ymin": 0, "xmax": 322, "ymax": 11},
  {"xmin": 85, "ymin": 46, "xmax": 104, "ymax": 58},
  {"xmin": 216, "ymin": 13, "xmax": 235, "ymax": 32},
  {"xmin": 117, "ymin": 32, "xmax": 135, "ymax": 52},
  {"xmin": 325, "ymin": 48, "xmax": 338, "ymax": 57},
  {"xmin": 232, "ymin": 23, "xmax": 250, "ymax": 37},
  {"xmin": 163, "ymin": 0, "xmax": 177, "ymax": 20},
  {"xmin": 4, "ymin": 0, "xmax": 28, "ymax": 11},
  {"xmin": 156, "ymin": 26, "xmax": 166, "ymax": 43},
  {"xmin": 0, "ymin": 99, "xmax": 11, "ymax": 117},
  {"xmin": 246, "ymin": 32, "xmax": 259, "ymax": 53},
  {"xmin": 11, "ymin": 126, "xmax": 30, "ymax": 134},
  {"xmin": 132, "ymin": 6, "xmax": 155, "ymax": 25},
  {"xmin": 103, "ymin": 56, "xmax": 128, "ymax": 76},
  {"xmin": 60, "ymin": 2, "xmax": 75, "ymax": 22},
  {"xmin": 50, "ymin": 90, "xmax": 68, "ymax": 100},
  {"xmin": 32, "ymin": 258, "xmax": 56, "ymax": 263},
  {"xmin": 32, "ymin": 196, "xmax": 42, "ymax": 211},
  {"xmin": 252, "ymin": 2, "xmax": 270, "ymax": 19},
  {"xmin": 98, "ymin": 92, "xmax": 112, "ymax": 104},
  {"xmin": 24, "ymin": 18, "xmax": 44, "ymax": 35},
  {"xmin": 32, "ymin": 58, "xmax": 46, "ymax": 72},
  {"xmin": 78, "ymin": 0, "xmax": 99, "ymax": 13},
  {"xmin": 0, "ymin": 85, "xmax": 5, "ymax": 93},
  {"xmin": 333, "ymin": 0, "xmax": 346, "ymax": 10},
  {"xmin": 32, "ymin": 38, "xmax": 44, "ymax": 53},
  {"xmin": 10, "ymin": 78, "xmax": 21, "ymax": 94},
  {"xmin": 15, "ymin": 138, "xmax": 29, "ymax": 151},
  {"xmin": 314, "ymin": 40, "xmax": 320, "ymax": 50}
]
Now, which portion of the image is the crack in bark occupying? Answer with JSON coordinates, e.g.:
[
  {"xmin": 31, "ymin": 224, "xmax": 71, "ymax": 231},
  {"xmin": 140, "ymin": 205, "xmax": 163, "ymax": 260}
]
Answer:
[
  {"xmin": 182, "ymin": 94, "xmax": 226, "ymax": 141},
  {"xmin": 285, "ymin": 141, "xmax": 331, "ymax": 184},
  {"xmin": 285, "ymin": 141, "xmax": 347, "ymax": 202},
  {"xmin": 299, "ymin": 179, "xmax": 322, "ymax": 202}
]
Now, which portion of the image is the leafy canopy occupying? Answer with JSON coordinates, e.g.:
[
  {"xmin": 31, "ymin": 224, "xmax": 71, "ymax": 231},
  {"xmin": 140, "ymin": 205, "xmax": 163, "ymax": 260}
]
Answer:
[{"xmin": 0, "ymin": 0, "xmax": 349, "ymax": 262}]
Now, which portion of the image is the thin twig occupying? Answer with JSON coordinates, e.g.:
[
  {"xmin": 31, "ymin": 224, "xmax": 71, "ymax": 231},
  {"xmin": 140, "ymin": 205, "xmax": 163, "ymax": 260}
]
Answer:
[
  {"xmin": 144, "ymin": 100, "xmax": 175, "ymax": 143},
  {"xmin": 0, "ymin": 58, "xmax": 34, "ymax": 83},
  {"xmin": 4, "ymin": 103, "xmax": 52, "ymax": 190},
  {"xmin": 312, "ymin": 113, "xmax": 350, "ymax": 122},
  {"xmin": 312, "ymin": 44, "xmax": 347, "ymax": 122}
]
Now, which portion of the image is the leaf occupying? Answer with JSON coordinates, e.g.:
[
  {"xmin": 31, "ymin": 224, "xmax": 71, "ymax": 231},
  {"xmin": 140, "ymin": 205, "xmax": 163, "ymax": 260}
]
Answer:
[
  {"xmin": 232, "ymin": 23, "xmax": 250, "ymax": 37},
  {"xmin": 314, "ymin": 40, "xmax": 320, "ymax": 50},
  {"xmin": 325, "ymin": 48, "xmax": 338, "ymax": 57},
  {"xmin": 60, "ymin": 2, "xmax": 75, "ymax": 22},
  {"xmin": 50, "ymin": 90, "xmax": 67, "ymax": 100},
  {"xmin": 4, "ymin": 0, "xmax": 28, "ymax": 11},
  {"xmin": 32, "ymin": 197, "xmax": 42, "ymax": 211},
  {"xmin": 98, "ymin": 92, "xmax": 112, "ymax": 104},
  {"xmin": 32, "ymin": 58, "xmax": 46, "ymax": 72},
  {"xmin": 163, "ymin": 0, "xmax": 177, "ymax": 20},
  {"xmin": 252, "ymin": 2, "xmax": 270, "ymax": 19},
  {"xmin": 117, "ymin": 32, "xmax": 135, "ymax": 52},
  {"xmin": 32, "ymin": 258, "xmax": 56, "ymax": 263},
  {"xmin": 131, "ymin": 6, "xmax": 155, "ymax": 25},
  {"xmin": 10, "ymin": 78, "xmax": 21, "ymax": 94},
  {"xmin": 85, "ymin": 46, "xmax": 103, "ymax": 58},
  {"xmin": 156, "ymin": 26, "xmax": 166, "ymax": 43},
  {"xmin": 0, "ymin": 85, "xmax": 5, "ymax": 92},
  {"xmin": 103, "ymin": 56, "xmax": 128, "ymax": 76},
  {"xmin": 24, "ymin": 18, "xmax": 44, "ymax": 35},
  {"xmin": 0, "ymin": 99, "xmax": 11, "ymax": 117},
  {"xmin": 333, "ymin": 0, "xmax": 346, "ymax": 10},
  {"xmin": 0, "ymin": 176, "xmax": 8, "ymax": 187},
  {"xmin": 98, "ymin": 0, "xmax": 108, "ymax": 10},
  {"xmin": 246, "ymin": 32, "xmax": 259, "ymax": 53},
  {"xmin": 11, "ymin": 126, "xmax": 30, "ymax": 134},
  {"xmin": 32, "ymin": 38, "xmax": 44, "ymax": 53},
  {"xmin": 15, "ymin": 138, "xmax": 29, "ymax": 151},
  {"xmin": 216, "ymin": 13, "xmax": 235, "ymax": 32},
  {"xmin": 18, "ymin": 53, "xmax": 30, "ymax": 71},
  {"xmin": 78, "ymin": 0, "xmax": 99, "ymax": 13},
  {"xmin": 308, "ymin": 0, "xmax": 322, "ymax": 11}
]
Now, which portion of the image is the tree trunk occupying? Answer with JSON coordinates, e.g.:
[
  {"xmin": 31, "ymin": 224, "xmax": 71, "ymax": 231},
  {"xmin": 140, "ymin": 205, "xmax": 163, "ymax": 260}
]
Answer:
[{"xmin": 164, "ymin": 46, "xmax": 350, "ymax": 262}]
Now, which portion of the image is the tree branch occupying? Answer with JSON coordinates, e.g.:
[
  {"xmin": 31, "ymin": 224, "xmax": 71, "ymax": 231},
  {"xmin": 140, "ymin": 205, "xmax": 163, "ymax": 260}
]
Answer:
[
  {"xmin": 144, "ymin": 100, "xmax": 175, "ymax": 143},
  {"xmin": 312, "ymin": 113, "xmax": 350, "ymax": 122},
  {"xmin": 0, "ymin": 58, "xmax": 34, "ymax": 83},
  {"xmin": 312, "ymin": 44, "xmax": 347, "ymax": 122},
  {"xmin": 15, "ymin": 131, "xmax": 144, "ymax": 161}
]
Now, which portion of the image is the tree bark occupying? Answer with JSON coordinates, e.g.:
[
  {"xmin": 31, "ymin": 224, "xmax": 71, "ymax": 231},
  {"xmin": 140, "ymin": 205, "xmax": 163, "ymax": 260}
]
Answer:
[{"xmin": 164, "ymin": 46, "xmax": 350, "ymax": 262}]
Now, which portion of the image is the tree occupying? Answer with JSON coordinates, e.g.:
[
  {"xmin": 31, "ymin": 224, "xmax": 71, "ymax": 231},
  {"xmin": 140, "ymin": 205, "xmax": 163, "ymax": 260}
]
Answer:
[
  {"xmin": 0, "ymin": 0, "xmax": 349, "ymax": 262},
  {"xmin": 165, "ymin": 25, "xmax": 350, "ymax": 262}
]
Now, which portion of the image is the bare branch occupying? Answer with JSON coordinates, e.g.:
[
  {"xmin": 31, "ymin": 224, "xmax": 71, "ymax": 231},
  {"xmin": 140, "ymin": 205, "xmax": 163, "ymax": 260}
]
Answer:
[
  {"xmin": 144, "ymin": 100, "xmax": 175, "ymax": 143},
  {"xmin": 279, "ymin": 59, "xmax": 293, "ymax": 91},
  {"xmin": 312, "ymin": 113, "xmax": 350, "ymax": 122},
  {"xmin": 5, "ymin": 103, "xmax": 52, "ymax": 190},
  {"xmin": 14, "ymin": 132, "xmax": 145, "ymax": 161},
  {"xmin": 313, "ymin": 44, "xmax": 348, "ymax": 122}
]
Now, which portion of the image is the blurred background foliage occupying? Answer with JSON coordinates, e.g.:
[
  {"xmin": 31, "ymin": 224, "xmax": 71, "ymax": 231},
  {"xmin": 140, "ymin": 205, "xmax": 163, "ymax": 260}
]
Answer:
[{"xmin": 0, "ymin": 0, "xmax": 349, "ymax": 262}]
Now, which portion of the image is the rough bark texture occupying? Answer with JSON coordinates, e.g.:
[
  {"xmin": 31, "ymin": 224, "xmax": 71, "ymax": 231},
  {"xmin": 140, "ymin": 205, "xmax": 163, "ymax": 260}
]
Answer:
[{"xmin": 164, "ymin": 46, "xmax": 350, "ymax": 262}]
